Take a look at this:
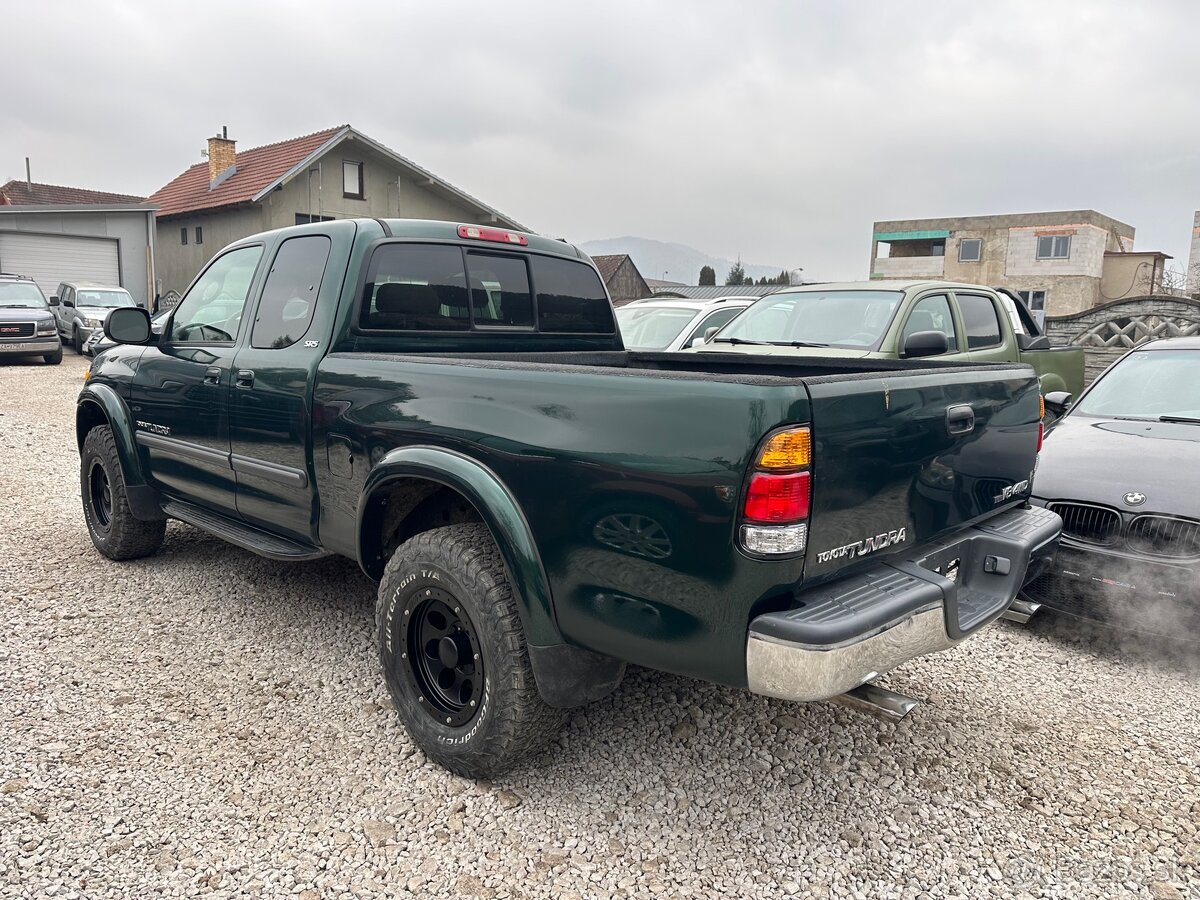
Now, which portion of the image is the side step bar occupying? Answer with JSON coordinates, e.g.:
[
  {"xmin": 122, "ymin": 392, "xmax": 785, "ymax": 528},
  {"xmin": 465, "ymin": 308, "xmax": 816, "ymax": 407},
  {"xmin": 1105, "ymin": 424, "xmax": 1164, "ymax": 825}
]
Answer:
[
  {"xmin": 162, "ymin": 499, "xmax": 328, "ymax": 562},
  {"xmin": 829, "ymin": 682, "xmax": 920, "ymax": 723},
  {"xmin": 1001, "ymin": 598, "xmax": 1042, "ymax": 625}
]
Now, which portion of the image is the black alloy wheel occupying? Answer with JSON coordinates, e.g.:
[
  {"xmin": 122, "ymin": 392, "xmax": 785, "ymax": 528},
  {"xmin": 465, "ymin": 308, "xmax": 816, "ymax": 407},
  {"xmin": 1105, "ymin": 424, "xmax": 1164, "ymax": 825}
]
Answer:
[
  {"xmin": 403, "ymin": 589, "xmax": 485, "ymax": 727},
  {"xmin": 88, "ymin": 459, "xmax": 113, "ymax": 532}
]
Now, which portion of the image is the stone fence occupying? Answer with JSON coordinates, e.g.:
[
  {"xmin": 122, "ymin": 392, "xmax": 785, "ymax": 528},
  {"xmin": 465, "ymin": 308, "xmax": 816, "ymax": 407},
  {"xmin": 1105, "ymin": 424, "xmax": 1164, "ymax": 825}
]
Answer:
[{"xmin": 1044, "ymin": 295, "xmax": 1200, "ymax": 386}]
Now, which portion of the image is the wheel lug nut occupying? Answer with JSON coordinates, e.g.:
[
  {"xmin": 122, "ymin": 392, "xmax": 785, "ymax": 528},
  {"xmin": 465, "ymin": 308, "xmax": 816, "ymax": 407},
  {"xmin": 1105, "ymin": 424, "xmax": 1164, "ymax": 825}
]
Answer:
[
  {"xmin": 470, "ymin": 700, "xmax": 476, "ymax": 707},
  {"xmin": 418, "ymin": 696, "xmax": 424, "ymax": 703},
  {"xmin": 445, "ymin": 717, "xmax": 451, "ymax": 724},
  {"xmin": 473, "ymin": 653, "xmax": 479, "ymax": 660},
  {"xmin": 401, "ymin": 652, "xmax": 407, "ymax": 659},
  {"xmin": 454, "ymin": 607, "xmax": 460, "ymax": 614}
]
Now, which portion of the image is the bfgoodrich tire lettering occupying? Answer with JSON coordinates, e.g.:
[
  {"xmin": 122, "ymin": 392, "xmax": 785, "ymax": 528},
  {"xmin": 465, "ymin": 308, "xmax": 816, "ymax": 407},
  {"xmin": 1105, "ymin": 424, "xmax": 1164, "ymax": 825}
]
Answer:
[
  {"xmin": 80, "ymin": 425, "xmax": 165, "ymax": 560},
  {"xmin": 376, "ymin": 524, "xmax": 565, "ymax": 778}
]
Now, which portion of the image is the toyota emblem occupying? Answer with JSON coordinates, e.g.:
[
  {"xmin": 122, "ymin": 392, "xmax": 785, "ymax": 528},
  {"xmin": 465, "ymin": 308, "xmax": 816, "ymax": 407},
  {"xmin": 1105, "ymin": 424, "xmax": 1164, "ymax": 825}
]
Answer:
[{"xmin": 1123, "ymin": 491, "xmax": 1146, "ymax": 507}]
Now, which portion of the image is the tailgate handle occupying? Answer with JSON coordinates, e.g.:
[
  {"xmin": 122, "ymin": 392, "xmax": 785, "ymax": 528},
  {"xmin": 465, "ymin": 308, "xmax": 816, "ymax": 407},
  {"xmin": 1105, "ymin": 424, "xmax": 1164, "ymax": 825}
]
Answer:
[{"xmin": 946, "ymin": 404, "xmax": 975, "ymax": 435}]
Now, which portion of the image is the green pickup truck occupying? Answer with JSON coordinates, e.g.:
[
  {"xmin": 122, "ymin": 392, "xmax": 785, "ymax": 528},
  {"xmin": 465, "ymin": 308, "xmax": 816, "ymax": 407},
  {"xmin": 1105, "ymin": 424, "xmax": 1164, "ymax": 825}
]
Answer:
[
  {"xmin": 77, "ymin": 219, "xmax": 1061, "ymax": 777},
  {"xmin": 694, "ymin": 281, "xmax": 1085, "ymax": 397}
]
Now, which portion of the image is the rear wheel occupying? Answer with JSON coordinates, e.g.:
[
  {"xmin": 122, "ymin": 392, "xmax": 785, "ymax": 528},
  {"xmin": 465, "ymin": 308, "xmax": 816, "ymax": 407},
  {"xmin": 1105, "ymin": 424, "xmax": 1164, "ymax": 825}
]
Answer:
[
  {"xmin": 376, "ymin": 524, "xmax": 565, "ymax": 778},
  {"xmin": 81, "ymin": 425, "xmax": 165, "ymax": 560}
]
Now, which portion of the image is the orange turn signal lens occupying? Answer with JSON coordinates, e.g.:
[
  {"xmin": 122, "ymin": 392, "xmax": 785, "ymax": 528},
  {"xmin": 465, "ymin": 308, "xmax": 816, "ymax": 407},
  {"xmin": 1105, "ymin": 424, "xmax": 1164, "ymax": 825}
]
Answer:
[
  {"xmin": 1039, "ymin": 395, "xmax": 1045, "ymax": 419},
  {"xmin": 757, "ymin": 428, "xmax": 811, "ymax": 470}
]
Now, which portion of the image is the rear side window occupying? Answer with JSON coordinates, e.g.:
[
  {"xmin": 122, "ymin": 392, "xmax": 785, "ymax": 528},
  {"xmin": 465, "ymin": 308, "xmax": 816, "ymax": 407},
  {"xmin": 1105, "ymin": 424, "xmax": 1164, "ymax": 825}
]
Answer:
[
  {"xmin": 252, "ymin": 235, "xmax": 331, "ymax": 349},
  {"xmin": 957, "ymin": 293, "xmax": 1002, "ymax": 350},
  {"xmin": 361, "ymin": 244, "xmax": 470, "ymax": 331},
  {"xmin": 466, "ymin": 251, "xmax": 533, "ymax": 327},
  {"xmin": 531, "ymin": 256, "xmax": 614, "ymax": 334}
]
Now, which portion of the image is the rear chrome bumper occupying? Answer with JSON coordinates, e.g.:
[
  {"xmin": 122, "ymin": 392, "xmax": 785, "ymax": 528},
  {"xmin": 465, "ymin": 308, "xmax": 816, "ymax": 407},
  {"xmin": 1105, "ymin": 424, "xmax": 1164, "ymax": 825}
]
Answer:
[{"xmin": 746, "ymin": 504, "xmax": 1062, "ymax": 702}]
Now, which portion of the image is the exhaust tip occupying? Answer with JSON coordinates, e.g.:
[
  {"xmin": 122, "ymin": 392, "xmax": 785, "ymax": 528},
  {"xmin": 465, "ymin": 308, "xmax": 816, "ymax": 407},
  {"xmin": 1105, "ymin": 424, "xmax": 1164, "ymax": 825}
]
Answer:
[
  {"xmin": 1001, "ymin": 598, "xmax": 1042, "ymax": 625},
  {"xmin": 829, "ymin": 682, "xmax": 920, "ymax": 723}
]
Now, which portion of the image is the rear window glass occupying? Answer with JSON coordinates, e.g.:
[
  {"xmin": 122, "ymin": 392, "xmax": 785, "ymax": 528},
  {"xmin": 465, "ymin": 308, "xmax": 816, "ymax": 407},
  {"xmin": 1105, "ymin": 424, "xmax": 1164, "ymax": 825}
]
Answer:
[
  {"xmin": 531, "ymin": 256, "xmax": 614, "ymax": 334},
  {"xmin": 957, "ymin": 294, "xmax": 1002, "ymax": 349},
  {"xmin": 361, "ymin": 244, "xmax": 469, "ymax": 331},
  {"xmin": 466, "ymin": 251, "xmax": 533, "ymax": 327}
]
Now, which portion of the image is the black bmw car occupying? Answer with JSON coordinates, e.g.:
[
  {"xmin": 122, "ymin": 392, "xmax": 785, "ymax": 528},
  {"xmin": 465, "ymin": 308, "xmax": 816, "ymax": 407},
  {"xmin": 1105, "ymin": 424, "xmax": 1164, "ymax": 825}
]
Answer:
[{"xmin": 1018, "ymin": 337, "xmax": 1200, "ymax": 636}]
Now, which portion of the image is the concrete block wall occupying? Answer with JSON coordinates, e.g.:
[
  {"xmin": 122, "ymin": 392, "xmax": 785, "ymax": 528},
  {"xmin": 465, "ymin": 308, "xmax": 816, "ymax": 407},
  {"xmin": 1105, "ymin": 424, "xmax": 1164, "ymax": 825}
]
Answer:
[
  {"xmin": 1005, "ymin": 224, "xmax": 1109, "ymax": 278},
  {"xmin": 871, "ymin": 255, "xmax": 945, "ymax": 278}
]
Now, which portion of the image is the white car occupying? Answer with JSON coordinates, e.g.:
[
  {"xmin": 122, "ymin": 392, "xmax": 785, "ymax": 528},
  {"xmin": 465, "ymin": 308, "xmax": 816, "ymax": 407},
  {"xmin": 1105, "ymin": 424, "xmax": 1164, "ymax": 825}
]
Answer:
[{"xmin": 615, "ymin": 296, "xmax": 755, "ymax": 351}]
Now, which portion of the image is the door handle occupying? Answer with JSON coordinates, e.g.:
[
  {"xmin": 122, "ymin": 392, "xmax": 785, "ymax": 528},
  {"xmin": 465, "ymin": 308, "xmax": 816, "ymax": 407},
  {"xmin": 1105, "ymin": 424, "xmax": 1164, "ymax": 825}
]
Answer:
[
  {"xmin": 235, "ymin": 369, "xmax": 255, "ymax": 388},
  {"xmin": 203, "ymin": 366, "xmax": 221, "ymax": 385},
  {"xmin": 946, "ymin": 404, "xmax": 975, "ymax": 436}
]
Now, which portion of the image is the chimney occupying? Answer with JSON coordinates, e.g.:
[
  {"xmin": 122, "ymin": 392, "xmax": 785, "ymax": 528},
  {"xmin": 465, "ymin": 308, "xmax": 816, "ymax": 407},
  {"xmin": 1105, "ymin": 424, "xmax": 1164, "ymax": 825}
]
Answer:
[{"xmin": 207, "ymin": 126, "xmax": 236, "ymax": 187}]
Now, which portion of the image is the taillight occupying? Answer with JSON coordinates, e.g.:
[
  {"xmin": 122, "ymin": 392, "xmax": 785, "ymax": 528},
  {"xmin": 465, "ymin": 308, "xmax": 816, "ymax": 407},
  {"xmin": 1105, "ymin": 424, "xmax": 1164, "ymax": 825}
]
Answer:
[
  {"xmin": 741, "ymin": 426, "xmax": 811, "ymax": 555},
  {"xmin": 744, "ymin": 472, "xmax": 810, "ymax": 523},
  {"xmin": 1037, "ymin": 395, "xmax": 1045, "ymax": 452},
  {"xmin": 457, "ymin": 224, "xmax": 528, "ymax": 246}
]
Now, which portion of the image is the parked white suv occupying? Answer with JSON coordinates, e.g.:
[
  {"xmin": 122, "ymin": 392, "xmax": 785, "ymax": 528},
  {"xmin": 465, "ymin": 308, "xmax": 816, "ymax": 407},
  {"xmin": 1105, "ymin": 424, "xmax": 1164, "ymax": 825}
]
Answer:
[
  {"xmin": 615, "ymin": 296, "xmax": 755, "ymax": 351},
  {"xmin": 51, "ymin": 281, "xmax": 137, "ymax": 353}
]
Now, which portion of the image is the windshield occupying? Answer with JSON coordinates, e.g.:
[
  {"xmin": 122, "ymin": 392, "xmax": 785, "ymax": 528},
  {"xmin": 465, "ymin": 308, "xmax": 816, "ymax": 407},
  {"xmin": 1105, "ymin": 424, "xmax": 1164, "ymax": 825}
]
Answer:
[
  {"xmin": 615, "ymin": 306, "xmax": 699, "ymax": 349},
  {"xmin": 77, "ymin": 290, "xmax": 135, "ymax": 309},
  {"xmin": 1074, "ymin": 350, "xmax": 1200, "ymax": 420},
  {"xmin": 715, "ymin": 290, "xmax": 904, "ymax": 348},
  {"xmin": 0, "ymin": 282, "xmax": 48, "ymax": 308}
]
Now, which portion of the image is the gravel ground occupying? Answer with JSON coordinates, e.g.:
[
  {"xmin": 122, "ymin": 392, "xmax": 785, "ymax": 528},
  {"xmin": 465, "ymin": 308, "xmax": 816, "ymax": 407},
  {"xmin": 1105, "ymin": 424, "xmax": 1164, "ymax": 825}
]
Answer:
[{"xmin": 1, "ymin": 354, "xmax": 1198, "ymax": 900}]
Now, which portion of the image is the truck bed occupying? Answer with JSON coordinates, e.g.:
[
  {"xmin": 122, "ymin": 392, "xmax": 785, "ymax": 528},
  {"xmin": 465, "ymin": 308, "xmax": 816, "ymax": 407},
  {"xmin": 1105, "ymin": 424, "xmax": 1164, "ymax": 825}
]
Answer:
[{"xmin": 313, "ymin": 348, "xmax": 1041, "ymax": 687}]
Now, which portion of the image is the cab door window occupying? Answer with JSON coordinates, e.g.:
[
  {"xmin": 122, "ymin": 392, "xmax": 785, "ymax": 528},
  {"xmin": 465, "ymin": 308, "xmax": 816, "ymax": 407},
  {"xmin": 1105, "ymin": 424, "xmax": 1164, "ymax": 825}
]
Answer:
[
  {"xmin": 250, "ymin": 236, "xmax": 331, "ymax": 348},
  {"xmin": 169, "ymin": 245, "xmax": 263, "ymax": 343},
  {"xmin": 901, "ymin": 294, "xmax": 958, "ymax": 353}
]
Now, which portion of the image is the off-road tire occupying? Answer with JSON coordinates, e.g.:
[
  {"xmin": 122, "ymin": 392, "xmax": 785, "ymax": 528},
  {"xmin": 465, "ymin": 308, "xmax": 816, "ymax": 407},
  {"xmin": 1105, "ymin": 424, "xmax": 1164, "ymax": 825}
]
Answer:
[
  {"xmin": 72, "ymin": 326, "xmax": 84, "ymax": 354},
  {"xmin": 43, "ymin": 347, "xmax": 62, "ymax": 365},
  {"xmin": 377, "ymin": 524, "xmax": 565, "ymax": 778},
  {"xmin": 81, "ymin": 425, "xmax": 165, "ymax": 560}
]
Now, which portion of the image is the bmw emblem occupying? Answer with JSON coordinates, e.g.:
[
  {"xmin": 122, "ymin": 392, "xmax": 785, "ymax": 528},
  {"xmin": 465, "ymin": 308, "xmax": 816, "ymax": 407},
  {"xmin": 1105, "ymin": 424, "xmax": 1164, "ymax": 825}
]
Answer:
[{"xmin": 1123, "ymin": 491, "xmax": 1146, "ymax": 507}]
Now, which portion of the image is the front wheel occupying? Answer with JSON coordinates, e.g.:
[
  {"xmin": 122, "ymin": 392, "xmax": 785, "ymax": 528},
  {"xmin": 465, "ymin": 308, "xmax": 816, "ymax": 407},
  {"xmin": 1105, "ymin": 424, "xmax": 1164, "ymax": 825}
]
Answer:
[
  {"xmin": 72, "ymin": 326, "xmax": 84, "ymax": 354},
  {"xmin": 81, "ymin": 425, "xmax": 165, "ymax": 560},
  {"xmin": 376, "ymin": 524, "xmax": 565, "ymax": 778},
  {"xmin": 44, "ymin": 347, "xmax": 62, "ymax": 365}
]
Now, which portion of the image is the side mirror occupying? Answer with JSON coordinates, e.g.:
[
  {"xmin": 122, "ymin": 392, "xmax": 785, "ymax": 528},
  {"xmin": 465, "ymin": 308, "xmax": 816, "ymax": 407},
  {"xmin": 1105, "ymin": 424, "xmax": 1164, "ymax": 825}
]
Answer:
[
  {"xmin": 703, "ymin": 327, "xmax": 720, "ymax": 342},
  {"xmin": 901, "ymin": 330, "xmax": 949, "ymax": 359},
  {"xmin": 63, "ymin": 299, "xmax": 75, "ymax": 309},
  {"xmin": 1044, "ymin": 391, "xmax": 1073, "ymax": 417},
  {"xmin": 49, "ymin": 296, "xmax": 59, "ymax": 306},
  {"xmin": 104, "ymin": 307, "xmax": 153, "ymax": 345},
  {"xmin": 690, "ymin": 337, "xmax": 706, "ymax": 348}
]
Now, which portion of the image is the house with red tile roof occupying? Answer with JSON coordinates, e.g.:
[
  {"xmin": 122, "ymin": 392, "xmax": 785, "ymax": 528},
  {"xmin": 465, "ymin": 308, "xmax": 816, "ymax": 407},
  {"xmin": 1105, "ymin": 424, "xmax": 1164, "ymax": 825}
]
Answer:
[{"xmin": 149, "ymin": 125, "xmax": 526, "ymax": 294}]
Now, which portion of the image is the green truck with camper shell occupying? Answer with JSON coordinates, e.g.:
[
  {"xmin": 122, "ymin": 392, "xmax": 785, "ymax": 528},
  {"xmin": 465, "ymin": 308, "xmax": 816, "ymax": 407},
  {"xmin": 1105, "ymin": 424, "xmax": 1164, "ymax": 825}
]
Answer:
[{"xmin": 77, "ymin": 218, "xmax": 1061, "ymax": 777}]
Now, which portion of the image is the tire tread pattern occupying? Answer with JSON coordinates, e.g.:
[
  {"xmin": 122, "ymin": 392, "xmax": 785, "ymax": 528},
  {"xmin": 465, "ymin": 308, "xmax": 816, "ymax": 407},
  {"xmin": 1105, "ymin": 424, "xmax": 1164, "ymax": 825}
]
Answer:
[
  {"xmin": 81, "ymin": 425, "xmax": 165, "ymax": 560},
  {"xmin": 376, "ymin": 524, "xmax": 565, "ymax": 778}
]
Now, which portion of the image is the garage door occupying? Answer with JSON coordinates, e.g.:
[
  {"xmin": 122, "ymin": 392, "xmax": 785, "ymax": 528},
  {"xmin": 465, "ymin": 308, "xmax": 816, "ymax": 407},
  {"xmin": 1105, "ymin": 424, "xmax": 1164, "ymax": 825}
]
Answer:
[{"xmin": 0, "ymin": 232, "xmax": 120, "ymax": 298}]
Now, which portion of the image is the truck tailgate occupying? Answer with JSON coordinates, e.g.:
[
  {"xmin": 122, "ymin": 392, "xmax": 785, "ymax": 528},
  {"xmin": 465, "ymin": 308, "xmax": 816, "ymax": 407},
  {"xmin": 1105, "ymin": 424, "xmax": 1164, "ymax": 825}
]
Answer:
[{"xmin": 803, "ymin": 364, "xmax": 1041, "ymax": 582}]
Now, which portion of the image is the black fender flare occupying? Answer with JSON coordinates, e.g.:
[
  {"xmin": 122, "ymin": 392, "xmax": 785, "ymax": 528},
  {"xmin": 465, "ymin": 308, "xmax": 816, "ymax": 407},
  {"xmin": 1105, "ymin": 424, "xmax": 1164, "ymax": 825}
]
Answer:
[
  {"xmin": 357, "ymin": 446, "xmax": 623, "ymax": 707},
  {"xmin": 76, "ymin": 383, "xmax": 164, "ymax": 520}
]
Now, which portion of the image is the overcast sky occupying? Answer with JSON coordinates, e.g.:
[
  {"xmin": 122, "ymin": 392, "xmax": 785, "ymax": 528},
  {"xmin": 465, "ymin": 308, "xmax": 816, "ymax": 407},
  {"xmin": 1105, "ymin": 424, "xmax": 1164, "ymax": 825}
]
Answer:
[{"xmin": 5, "ymin": 1, "xmax": 1198, "ymax": 280}]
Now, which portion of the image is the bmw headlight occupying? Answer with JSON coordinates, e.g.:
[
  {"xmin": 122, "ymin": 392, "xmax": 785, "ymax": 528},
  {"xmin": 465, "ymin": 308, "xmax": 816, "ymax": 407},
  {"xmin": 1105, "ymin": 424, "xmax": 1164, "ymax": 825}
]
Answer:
[
  {"xmin": 36, "ymin": 320, "xmax": 56, "ymax": 334},
  {"xmin": 85, "ymin": 317, "xmax": 104, "ymax": 328}
]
